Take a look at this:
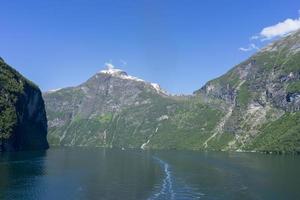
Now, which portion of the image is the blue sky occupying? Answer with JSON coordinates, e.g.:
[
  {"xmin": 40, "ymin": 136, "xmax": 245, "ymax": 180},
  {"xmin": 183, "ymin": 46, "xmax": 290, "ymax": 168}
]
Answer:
[{"xmin": 1, "ymin": 0, "xmax": 300, "ymax": 94}]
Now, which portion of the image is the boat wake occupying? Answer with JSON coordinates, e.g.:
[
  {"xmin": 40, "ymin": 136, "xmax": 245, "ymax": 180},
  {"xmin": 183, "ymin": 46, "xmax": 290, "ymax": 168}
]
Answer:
[
  {"xmin": 148, "ymin": 157, "xmax": 175, "ymax": 200},
  {"xmin": 148, "ymin": 156, "xmax": 204, "ymax": 200}
]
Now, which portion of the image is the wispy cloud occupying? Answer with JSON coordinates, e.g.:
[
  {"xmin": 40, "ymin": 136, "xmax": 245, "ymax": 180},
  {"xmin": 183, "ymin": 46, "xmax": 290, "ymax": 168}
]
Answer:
[
  {"xmin": 239, "ymin": 43, "xmax": 259, "ymax": 52},
  {"xmin": 120, "ymin": 59, "xmax": 127, "ymax": 66},
  {"xmin": 240, "ymin": 10, "xmax": 300, "ymax": 52},
  {"xmin": 253, "ymin": 10, "xmax": 300, "ymax": 41},
  {"xmin": 105, "ymin": 62, "xmax": 115, "ymax": 70}
]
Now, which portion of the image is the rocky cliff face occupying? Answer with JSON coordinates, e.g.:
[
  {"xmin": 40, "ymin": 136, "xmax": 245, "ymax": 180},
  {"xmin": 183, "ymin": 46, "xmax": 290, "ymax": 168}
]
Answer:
[
  {"xmin": 0, "ymin": 58, "xmax": 48, "ymax": 151},
  {"xmin": 45, "ymin": 66, "xmax": 167, "ymax": 122},
  {"xmin": 196, "ymin": 30, "xmax": 300, "ymax": 111}
]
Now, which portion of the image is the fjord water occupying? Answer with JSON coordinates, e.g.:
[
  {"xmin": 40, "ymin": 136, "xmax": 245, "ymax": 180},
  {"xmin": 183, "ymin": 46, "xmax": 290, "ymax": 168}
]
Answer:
[{"xmin": 0, "ymin": 148, "xmax": 299, "ymax": 200}]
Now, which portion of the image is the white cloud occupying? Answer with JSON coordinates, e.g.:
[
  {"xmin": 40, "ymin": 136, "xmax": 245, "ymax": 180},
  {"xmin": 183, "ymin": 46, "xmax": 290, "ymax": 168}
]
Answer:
[
  {"xmin": 253, "ymin": 11, "xmax": 300, "ymax": 40},
  {"xmin": 104, "ymin": 62, "xmax": 115, "ymax": 70},
  {"xmin": 239, "ymin": 43, "xmax": 259, "ymax": 52},
  {"xmin": 240, "ymin": 10, "xmax": 300, "ymax": 53},
  {"xmin": 260, "ymin": 18, "xmax": 300, "ymax": 40}
]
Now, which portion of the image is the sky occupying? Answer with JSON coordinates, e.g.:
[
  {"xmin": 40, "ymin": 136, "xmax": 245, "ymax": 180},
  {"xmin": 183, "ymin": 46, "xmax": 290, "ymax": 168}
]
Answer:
[{"xmin": 1, "ymin": 0, "xmax": 300, "ymax": 94}]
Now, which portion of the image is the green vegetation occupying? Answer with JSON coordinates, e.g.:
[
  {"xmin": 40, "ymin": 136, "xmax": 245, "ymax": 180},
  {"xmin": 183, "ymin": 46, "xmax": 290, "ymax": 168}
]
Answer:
[
  {"xmin": 98, "ymin": 113, "xmax": 113, "ymax": 124},
  {"xmin": 0, "ymin": 60, "xmax": 24, "ymax": 139},
  {"xmin": 206, "ymin": 133, "xmax": 235, "ymax": 150},
  {"xmin": 209, "ymin": 68, "xmax": 240, "ymax": 88},
  {"xmin": 45, "ymin": 30, "xmax": 300, "ymax": 153},
  {"xmin": 236, "ymin": 83, "xmax": 251, "ymax": 107},
  {"xmin": 148, "ymin": 98, "xmax": 224, "ymax": 150},
  {"xmin": 0, "ymin": 59, "xmax": 48, "ymax": 151},
  {"xmin": 281, "ymin": 52, "xmax": 300, "ymax": 73},
  {"xmin": 246, "ymin": 112, "xmax": 300, "ymax": 153},
  {"xmin": 46, "ymin": 90, "xmax": 225, "ymax": 150},
  {"xmin": 287, "ymin": 81, "xmax": 300, "ymax": 93}
]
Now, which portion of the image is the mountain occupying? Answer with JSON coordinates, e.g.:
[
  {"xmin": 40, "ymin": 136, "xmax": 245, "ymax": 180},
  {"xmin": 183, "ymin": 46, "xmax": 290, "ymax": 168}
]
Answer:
[
  {"xmin": 44, "ymin": 64, "xmax": 223, "ymax": 149},
  {"xmin": 0, "ymin": 58, "xmax": 48, "ymax": 151},
  {"xmin": 195, "ymin": 30, "xmax": 300, "ymax": 153},
  {"xmin": 44, "ymin": 30, "xmax": 300, "ymax": 153}
]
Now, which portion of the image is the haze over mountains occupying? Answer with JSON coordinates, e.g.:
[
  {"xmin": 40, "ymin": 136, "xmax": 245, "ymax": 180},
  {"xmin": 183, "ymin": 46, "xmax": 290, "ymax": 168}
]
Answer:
[{"xmin": 43, "ymin": 30, "xmax": 300, "ymax": 153}]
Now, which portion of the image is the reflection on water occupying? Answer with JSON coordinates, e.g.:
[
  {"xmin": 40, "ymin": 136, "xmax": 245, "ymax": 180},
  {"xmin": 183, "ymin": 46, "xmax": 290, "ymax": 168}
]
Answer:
[
  {"xmin": 0, "ymin": 148, "xmax": 161, "ymax": 200},
  {"xmin": 0, "ymin": 148, "xmax": 300, "ymax": 200},
  {"xmin": 0, "ymin": 151, "xmax": 47, "ymax": 199}
]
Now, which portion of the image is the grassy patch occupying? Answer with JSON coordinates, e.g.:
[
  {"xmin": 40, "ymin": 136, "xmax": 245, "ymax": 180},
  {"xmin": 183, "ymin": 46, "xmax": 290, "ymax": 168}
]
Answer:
[
  {"xmin": 236, "ymin": 83, "xmax": 251, "ymax": 107},
  {"xmin": 287, "ymin": 81, "xmax": 300, "ymax": 93},
  {"xmin": 246, "ymin": 112, "xmax": 300, "ymax": 153}
]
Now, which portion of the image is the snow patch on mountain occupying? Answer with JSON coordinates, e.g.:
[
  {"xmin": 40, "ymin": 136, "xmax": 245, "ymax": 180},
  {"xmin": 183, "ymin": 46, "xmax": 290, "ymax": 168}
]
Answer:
[
  {"xmin": 100, "ymin": 63, "xmax": 144, "ymax": 82},
  {"xmin": 46, "ymin": 88, "xmax": 62, "ymax": 93},
  {"xmin": 100, "ymin": 63, "xmax": 126, "ymax": 75},
  {"xmin": 151, "ymin": 83, "xmax": 166, "ymax": 94},
  {"xmin": 100, "ymin": 63, "xmax": 167, "ymax": 94}
]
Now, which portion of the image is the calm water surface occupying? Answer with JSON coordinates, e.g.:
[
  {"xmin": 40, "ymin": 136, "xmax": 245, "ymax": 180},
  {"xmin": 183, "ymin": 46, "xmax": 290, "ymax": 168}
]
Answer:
[{"xmin": 0, "ymin": 148, "xmax": 299, "ymax": 200}]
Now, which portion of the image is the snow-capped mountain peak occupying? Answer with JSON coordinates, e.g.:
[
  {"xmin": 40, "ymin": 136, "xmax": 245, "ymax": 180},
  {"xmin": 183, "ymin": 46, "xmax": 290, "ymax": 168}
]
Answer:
[
  {"xmin": 100, "ymin": 63, "xmax": 128, "ymax": 76},
  {"xmin": 99, "ymin": 62, "xmax": 147, "ymax": 82},
  {"xmin": 151, "ymin": 83, "xmax": 167, "ymax": 94},
  {"xmin": 99, "ymin": 63, "xmax": 167, "ymax": 94}
]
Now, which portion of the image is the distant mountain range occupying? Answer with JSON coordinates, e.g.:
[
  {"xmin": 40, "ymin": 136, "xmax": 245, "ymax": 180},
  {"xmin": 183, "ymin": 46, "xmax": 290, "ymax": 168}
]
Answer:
[
  {"xmin": 43, "ymin": 30, "xmax": 300, "ymax": 153},
  {"xmin": 1, "ymin": 30, "xmax": 299, "ymax": 153}
]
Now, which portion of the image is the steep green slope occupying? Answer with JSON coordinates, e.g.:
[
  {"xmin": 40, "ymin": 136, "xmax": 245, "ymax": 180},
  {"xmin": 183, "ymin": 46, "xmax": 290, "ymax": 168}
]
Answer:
[
  {"xmin": 246, "ymin": 112, "xmax": 300, "ymax": 153},
  {"xmin": 0, "ymin": 58, "xmax": 48, "ymax": 151},
  {"xmin": 106, "ymin": 95, "xmax": 224, "ymax": 150},
  {"xmin": 195, "ymin": 30, "xmax": 300, "ymax": 153}
]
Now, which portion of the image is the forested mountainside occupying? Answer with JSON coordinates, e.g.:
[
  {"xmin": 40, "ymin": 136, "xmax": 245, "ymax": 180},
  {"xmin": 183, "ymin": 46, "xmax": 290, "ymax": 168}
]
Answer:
[{"xmin": 0, "ymin": 58, "xmax": 48, "ymax": 152}]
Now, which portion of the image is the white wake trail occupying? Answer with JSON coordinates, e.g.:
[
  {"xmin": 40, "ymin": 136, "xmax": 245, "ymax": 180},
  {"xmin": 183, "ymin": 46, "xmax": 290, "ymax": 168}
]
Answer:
[{"xmin": 148, "ymin": 157, "xmax": 175, "ymax": 200}]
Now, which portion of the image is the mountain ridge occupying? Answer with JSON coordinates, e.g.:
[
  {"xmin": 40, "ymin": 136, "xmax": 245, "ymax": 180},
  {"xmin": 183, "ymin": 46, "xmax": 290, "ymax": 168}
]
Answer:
[{"xmin": 44, "ymin": 30, "xmax": 300, "ymax": 153}]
